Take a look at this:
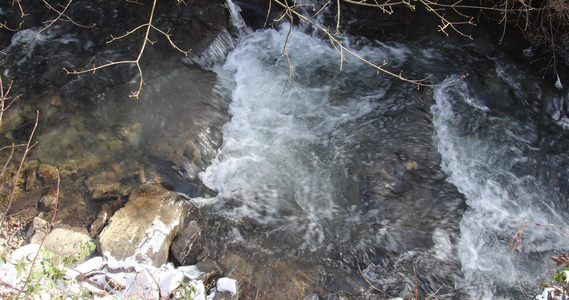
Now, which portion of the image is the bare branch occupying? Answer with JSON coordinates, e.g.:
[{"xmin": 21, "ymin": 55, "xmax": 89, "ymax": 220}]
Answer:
[
  {"xmin": 41, "ymin": 0, "xmax": 96, "ymax": 28},
  {"xmin": 0, "ymin": 76, "xmax": 21, "ymax": 125},
  {"xmin": 150, "ymin": 25, "xmax": 191, "ymax": 55},
  {"xmin": 0, "ymin": 20, "xmax": 24, "ymax": 32},
  {"xmin": 0, "ymin": 144, "xmax": 16, "ymax": 179},
  {"xmin": 13, "ymin": 0, "xmax": 27, "ymax": 18},
  {"xmin": 343, "ymin": 0, "xmax": 414, "ymax": 13},
  {"xmin": 272, "ymin": 0, "xmax": 468, "ymax": 87},
  {"xmin": 16, "ymin": 167, "xmax": 60, "ymax": 300},
  {"xmin": 0, "ymin": 111, "xmax": 39, "ymax": 228},
  {"xmin": 418, "ymin": 0, "xmax": 474, "ymax": 39},
  {"xmin": 282, "ymin": 11, "xmax": 298, "ymax": 95},
  {"xmin": 358, "ymin": 265, "xmax": 392, "ymax": 298},
  {"xmin": 65, "ymin": 0, "xmax": 191, "ymax": 98},
  {"xmin": 24, "ymin": 0, "xmax": 96, "ymax": 47}
]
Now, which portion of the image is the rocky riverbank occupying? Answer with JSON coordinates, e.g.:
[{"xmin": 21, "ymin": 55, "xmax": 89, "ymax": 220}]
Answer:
[{"xmin": 0, "ymin": 182, "xmax": 240, "ymax": 299}]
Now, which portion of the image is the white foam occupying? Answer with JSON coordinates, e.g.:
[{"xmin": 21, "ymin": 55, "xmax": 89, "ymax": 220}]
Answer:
[
  {"xmin": 225, "ymin": 0, "xmax": 246, "ymax": 30},
  {"xmin": 200, "ymin": 27, "xmax": 404, "ymax": 249},
  {"xmin": 432, "ymin": 78, "xmax": 569, "ymax": 298}
]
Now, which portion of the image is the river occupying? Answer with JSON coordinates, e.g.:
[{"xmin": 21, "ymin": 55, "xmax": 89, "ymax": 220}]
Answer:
[{"xmin": 2, "ymin": 1, "xmax": 569, "ymax": 299}]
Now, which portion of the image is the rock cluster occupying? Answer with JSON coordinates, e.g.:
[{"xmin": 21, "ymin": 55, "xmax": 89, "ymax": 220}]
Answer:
[
  {"xmin": 1, "ymin": 182, "xmax": 239, "ymax": 299},
  {"xmin": 0, "ymin": 243, "xmax": 238, "ymax": 300}
]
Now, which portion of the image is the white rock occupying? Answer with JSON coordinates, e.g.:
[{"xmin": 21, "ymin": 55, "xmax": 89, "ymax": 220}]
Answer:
[
  {"xmin": 153, "ymin": 263, "xmax": 185, "ymax": 296},
  {"xmin": 10, "ymin": 243, "xmax": 41, "ymax": 261},
  {"xmin": 119, "ymin": 268, "xmax": 160, "ymax": 299},
  {"xmin": 74, "ymin": 256, "xmax": 105, "ymax": 274},
  {"xmin": 217, "ymin": 277, "xmax": 238, "ymax": 295}
]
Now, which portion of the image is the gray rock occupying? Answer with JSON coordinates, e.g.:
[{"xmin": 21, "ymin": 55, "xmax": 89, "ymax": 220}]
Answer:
[
  {"xmin": 179, "ymin": 260, "xmax": 222, "ymax": 281},
  {"xmin": 89, "ymin": 203, "xmax": 113, "ymax": 236},
  {"xmin": 42, "ymin": 225, "xmax": 95, "ymax": 268},
  {"xmin": 118, "ymin": 122, "xmax": 142, "ymax": 148},
  {"xmin": 170, "ymin": 220, "xmax": 210, "ymax": 265},
  {"xmin": 26, "ymin": 216, "xmax": 49, "ymax": 239},
  {"xmin": 85, "ymin": 175, "xmax": 122, "ymax": 201},
  {"xmin": 303, "ymin": 293, "xmax": 319, "ymax": 300},
  {"xmin": 98, "ymin": 183, "xmax": 187, "ymax": 267}
]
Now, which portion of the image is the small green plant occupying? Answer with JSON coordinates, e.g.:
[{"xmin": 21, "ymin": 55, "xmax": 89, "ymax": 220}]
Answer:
[
  {"xmin": 171, "ymin": 281, "xmax": 199, "ymax": 300},
  {"xmin": 0, "ymin": 241, "xmax": 96, "ymax": 300},
  {"xmin": 548, "ymin": 253, "xmax": 569, "ymax": 298},
  {"xmin": 1, "ymin": 240, "xmax": 204, "ymax": 300}
]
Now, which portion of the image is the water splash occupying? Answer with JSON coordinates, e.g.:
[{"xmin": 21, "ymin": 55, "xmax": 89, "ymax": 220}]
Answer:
[
  {"xmin": 226, "ymin": 0, "xmax": 246, "ymax": 31},
  {"xmin": 432, "ymin": 77, "xmax": 569, "ymax": 298},
  {"xmin": 199, "ymin": 27, "xmax": 395, "ymax": 251}
]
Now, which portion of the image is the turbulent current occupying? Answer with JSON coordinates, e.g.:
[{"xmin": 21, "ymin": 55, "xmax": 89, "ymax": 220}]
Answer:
[{"xmin": 194, "ymin": 24, "xmax": 569, "ymax": 298}]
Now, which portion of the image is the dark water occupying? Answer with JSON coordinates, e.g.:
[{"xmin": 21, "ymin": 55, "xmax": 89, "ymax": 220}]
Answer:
[{"xmin": 2, "ymin": 2, "xmax": 569, "ymax": 299}]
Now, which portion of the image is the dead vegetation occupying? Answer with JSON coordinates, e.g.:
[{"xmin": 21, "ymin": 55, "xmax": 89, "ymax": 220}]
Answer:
[{"xmin": 269, "ymin": 0, "xmax": 569, "ymax": 84}]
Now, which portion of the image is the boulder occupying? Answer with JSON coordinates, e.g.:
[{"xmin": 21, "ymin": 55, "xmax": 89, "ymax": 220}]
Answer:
[
  {"xmin": 42, "ymin": 225, "xmax": 95, "ymax": 268},
  {"xmin": 170, "ymin": 220, "xmax": 210, "ymax": 265},
  {"xmin": 98, "ymin": 183, "xmax": 187, "ymax": 267}
]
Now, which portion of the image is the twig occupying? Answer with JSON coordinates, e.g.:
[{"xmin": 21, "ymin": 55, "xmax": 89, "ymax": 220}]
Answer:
[
  {"xmin": 343, "ymin": 0, "xmax": 414, "ymax": 14},
  {"xmin": 0, "ymin": 111, "xmax": 39, "ymax": 228},
  {"xmin": 64, "ymin": 0, "xmax": 191, "ymax": 98},
  {"xmin": 272, "ymin": 0, "xmax": 468, "ymax": 88},
  {"xmin": 0, "ymin": 144, "xmax": 17, "ymax": 178},
  {"xmin": 13, "ymin": 0, "xmax": 27, "ymax": 18},
  {"xmin": 281, "ymin": 11, "xmax": 297, "ymax": 95},
  {"xmin": 15, "ymin": 168, "xmax": 59, "ymax": 300},
  {"xmin": 425, "ymin": 285, "xmax": 444, "ymax": 300},
  {"xmin": 23, "ymin": 0, "xmax": 96, "ymax": 47},
  {"xmin": 0, "ymin": 0, "xmax": 26, "ymax": 32},
  {"xmin": 413, "ymin": 265, "xmax": 418, "ymax": 300},
  {"xmin": 358, "ymin": 265, "xmax": 392, "ymax": 297},
  {"xmin": 0, "ymin": 76, "xmax": 21, "ymax": 125}
]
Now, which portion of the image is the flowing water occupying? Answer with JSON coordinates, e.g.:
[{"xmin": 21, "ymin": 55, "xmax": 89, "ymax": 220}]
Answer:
[
  {"xmin": 2, "ymin": 2, "xmax": 569, "ymax": 298},
  {"xmin": 194, "ymin": 23, "xmax": 569, "ymax": 298}
]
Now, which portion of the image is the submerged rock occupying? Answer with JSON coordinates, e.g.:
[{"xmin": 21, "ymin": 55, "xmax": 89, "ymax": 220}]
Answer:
[
  {"xmin": 37, "ymin": 164, "xmax": 59, "ymax": 182},
  {"xmin": 170, "ymin": 220, "xmax": 210, "ymax": 265},
  {"xmin": 98, "ymin": 183, "xmax": 187, "ymax": 267},
  {"xmin": 89, "ymin": 203, "xmax": 114, "ymax": 237},
  {"xmin": 220, "ymin": 252, "xmax": 253, "ymax": 283}
]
